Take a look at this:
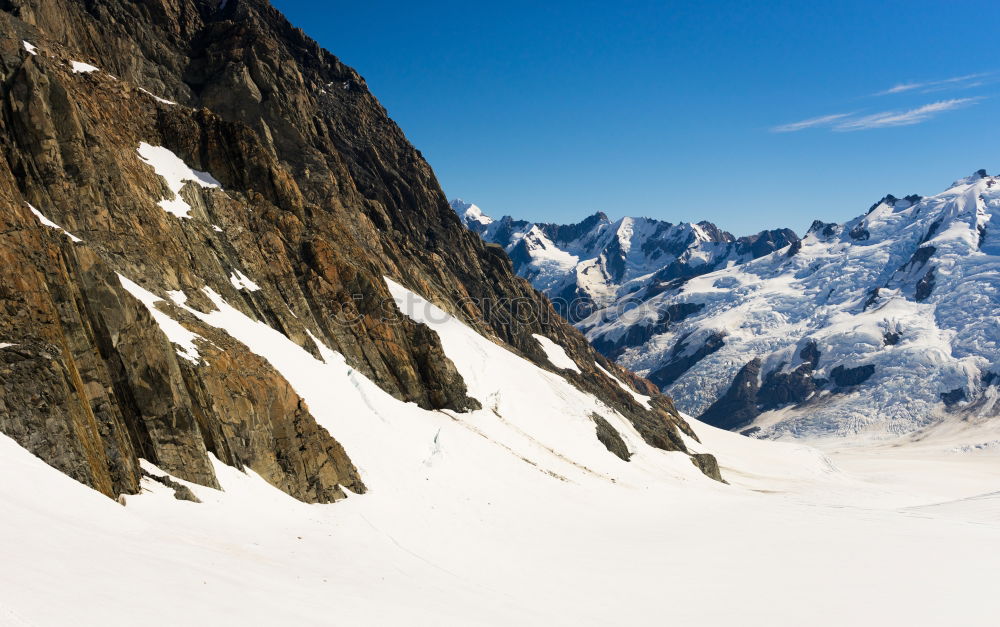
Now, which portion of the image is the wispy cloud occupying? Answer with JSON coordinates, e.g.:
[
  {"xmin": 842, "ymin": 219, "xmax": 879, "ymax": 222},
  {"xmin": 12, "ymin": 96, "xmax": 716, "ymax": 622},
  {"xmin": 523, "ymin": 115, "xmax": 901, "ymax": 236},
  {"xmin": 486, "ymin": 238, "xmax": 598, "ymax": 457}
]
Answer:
[
  {"xmin": 918, "ymin": 80, "xmax": 987, "ymax": 95},
  {"xmin": 874, "ymin": 73, "xmax": 989, "ymax": 96},
  {"xmin": 770, "ymin": 112, "xmax": 852, "ymax": 133},
  {"xmin": 772, "ymin": 70, "xmax": 990, "ymax": 134},
  {"xmin": 833, "ymin": 98, "xmax": 981, "ymax": 131}
]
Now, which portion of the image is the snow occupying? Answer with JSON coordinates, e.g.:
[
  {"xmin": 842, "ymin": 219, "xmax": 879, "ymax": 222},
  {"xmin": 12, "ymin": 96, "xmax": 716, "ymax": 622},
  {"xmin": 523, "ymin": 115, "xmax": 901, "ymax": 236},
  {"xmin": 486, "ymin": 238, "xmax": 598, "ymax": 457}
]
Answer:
[
  {"xmin": 530, "ymin": 333, "xmax": 581, "ymax": 372},
  {"xmin": 212, "ymin": 224, "xmax": 223, "ymax": 232},
  {"xmin": 454, "ymin": 199, "xmax": 764, "ymax": 314},
  {"xmin": 519, "ymin": 226, "xmax": 581, "ymax": 291},
  {"xmin": 581, "ymin": 172, "xmax": 1000, "ymax": 437},
  {"xmin": 138, "ymin": 88, "xmax": 176, "ymax": 106},
  {"xmin": 70, "ymin": 60, "xmax": 99, "ymax": 74},
  {"xmin": 596, "ymin": 363, "xmax": 651, "ymax": 408},
  {"xmin": 460, "ymin": 177, "xmax": 1000, "ymax": 439},
  {"xmin": 136, "ymin": 143, "xmax": 221, "ymax": 219},
  {"xmin": 157, "ymin": 277, "xmax": 690, "ymax": 491},
  {"xmin": 5, "ymin": 272, "xmax": 999, "ymax": 625},
  {"xmin": 116, "ymin": 274, "xmax": 201, "ymax": 363},
  {"xmin": 22, "ymin": 41, "xmax": 37, "ymax": 56},
  {"xmin": 26, "ymin": 203, "xmax": 82, "ymax": 242},
  {"xmin": 0, "ymin": 343, "xmax": 14, "ymax": 349},
  {"xmin": 2, "ymin": 402, "xmax": 999, "ymax": 626},
  {"xmin": 229, "ymin": 270, "xmax": 261, "ymax": 291},
  {"xmin": 450, "ymin": 198, "xmax": 493, "ymax": 225}
]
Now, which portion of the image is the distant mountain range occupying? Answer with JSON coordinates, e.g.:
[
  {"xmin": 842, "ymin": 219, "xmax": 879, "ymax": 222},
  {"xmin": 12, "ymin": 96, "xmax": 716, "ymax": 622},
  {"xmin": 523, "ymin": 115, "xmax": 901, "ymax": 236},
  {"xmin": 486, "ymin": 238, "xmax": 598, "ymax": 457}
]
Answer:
[
  {"xmin": 454, "ymin": 171, "xmax": 1000, "ymax": 438},
  {"xmin": 452, "ymin": 199, "xmax": 797, "ymax": 323}
]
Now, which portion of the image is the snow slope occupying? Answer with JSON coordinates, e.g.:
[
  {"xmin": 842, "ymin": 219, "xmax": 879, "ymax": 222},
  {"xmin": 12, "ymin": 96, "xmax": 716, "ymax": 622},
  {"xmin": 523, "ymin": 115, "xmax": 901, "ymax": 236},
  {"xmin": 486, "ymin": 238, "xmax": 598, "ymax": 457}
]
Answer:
[
  {"xmin": 578, "ymin": 172, "xmax": 1000, "ymax": 438},
  {"xmin": 3, "ymin": 270, "xmax": 999, "ymax": 626},
  {"xmin": 6, "ymin": 196, "xmax": 999, "ymax": 624},
  {"xmin": 158, "ymin": 277, "xmax": 696, "ymax": 493},
  {"xmin": 3, "ymin": 406, "xmax": 998, "ymax": 626}
]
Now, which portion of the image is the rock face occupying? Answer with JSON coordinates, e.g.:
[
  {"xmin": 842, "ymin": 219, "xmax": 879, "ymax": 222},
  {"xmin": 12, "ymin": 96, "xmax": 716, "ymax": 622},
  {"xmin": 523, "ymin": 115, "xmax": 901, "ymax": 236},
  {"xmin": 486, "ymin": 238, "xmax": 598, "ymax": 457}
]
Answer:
[
  {"xmin": 591, "ymin": 413, "xmax": 631, "ymax": 462},
  {"xmin": 0, "ymin": 0, "xmax": 719, "ymax": 501}
]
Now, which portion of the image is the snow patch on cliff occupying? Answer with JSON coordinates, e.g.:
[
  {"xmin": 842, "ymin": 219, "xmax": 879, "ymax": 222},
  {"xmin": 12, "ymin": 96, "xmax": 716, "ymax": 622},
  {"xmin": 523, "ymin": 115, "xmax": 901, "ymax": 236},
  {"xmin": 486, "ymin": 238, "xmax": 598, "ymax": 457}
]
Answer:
[
  {"xmin": 26, "ymin": 203, "xmax": 82, "ymax": 242},
  {"xmin": 136, "ymin": 143, "xmax": 221, "ymax": 219},
  {"xmin": 117, "ymin": 274, "xmax": 201, "ymax": 363},
  {"xmin": 531, "ymin": 333, "xmax": 581, "ymax": 373},
  {"xmin": 70, "ymin": 60, "xmax": 99, "ymax": 74},
  {"xmin": 229, "ymin": 270, "xmax": 261, "ymax": 292},
  {"xmin": 139, "ymin": 88, "xmax": 177, "ymax": 106},
  {"xmin": 596, "ymin": 363, "xmax": 651, "ymax": 408}
]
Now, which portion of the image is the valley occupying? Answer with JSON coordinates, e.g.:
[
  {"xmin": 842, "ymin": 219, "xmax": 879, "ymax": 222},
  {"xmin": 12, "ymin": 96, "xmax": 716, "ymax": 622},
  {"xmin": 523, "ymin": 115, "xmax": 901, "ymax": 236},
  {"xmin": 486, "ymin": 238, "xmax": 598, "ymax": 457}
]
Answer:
[
  {"xmin": 0, "ymin": 1, "xmax": 997, "ymax": 625},
  {"xmin": 4, "ymin": 412, "xmax": 997, "ymax": 626}
]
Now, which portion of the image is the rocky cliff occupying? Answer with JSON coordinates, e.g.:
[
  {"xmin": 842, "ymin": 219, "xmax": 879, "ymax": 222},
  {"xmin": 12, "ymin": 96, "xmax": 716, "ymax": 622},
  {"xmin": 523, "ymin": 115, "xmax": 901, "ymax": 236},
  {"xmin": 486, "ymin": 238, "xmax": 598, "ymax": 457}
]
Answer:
[{"xmin": 0, "ymin": 0, "xmax": 720, "ymax": 503}]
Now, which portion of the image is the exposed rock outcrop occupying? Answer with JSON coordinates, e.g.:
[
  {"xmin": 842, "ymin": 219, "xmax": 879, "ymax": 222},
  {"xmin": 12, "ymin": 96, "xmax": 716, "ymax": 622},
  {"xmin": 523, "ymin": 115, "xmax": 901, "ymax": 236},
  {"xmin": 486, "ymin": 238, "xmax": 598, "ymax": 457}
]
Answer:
[{"xmin": 591, "ymin": 413, "xmax": 631, "ymax": 462}]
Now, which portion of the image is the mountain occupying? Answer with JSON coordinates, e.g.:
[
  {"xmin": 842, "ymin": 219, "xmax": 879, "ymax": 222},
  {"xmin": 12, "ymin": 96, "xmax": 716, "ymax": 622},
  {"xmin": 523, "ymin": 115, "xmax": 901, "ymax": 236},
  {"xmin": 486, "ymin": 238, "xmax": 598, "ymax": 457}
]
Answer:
[
  {"xmin": 0, "ymin": 0, "xmax": 721, "ymax": 513},
  {"xmin": 576, "ymin": 173, "xmax": 1000, "ymax": 438},
  {"xmin": 456, "ymin": 173, "xmax": 1000, "ymax": 439},
  {"xmin": 3, "ymin": 3, "xmax": 1000, "ymax": 623},
  {"xmin": 452, "ymin": 199, "xmax": 798, "ymax": 324}
]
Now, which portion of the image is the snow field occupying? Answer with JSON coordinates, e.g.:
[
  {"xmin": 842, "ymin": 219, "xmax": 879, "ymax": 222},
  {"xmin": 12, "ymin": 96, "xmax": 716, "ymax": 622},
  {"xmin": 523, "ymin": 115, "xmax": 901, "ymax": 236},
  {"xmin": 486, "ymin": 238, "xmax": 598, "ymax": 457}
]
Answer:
[{"xmin": 3, "ymin": 271, "xmax": 998, "ymax": 626}]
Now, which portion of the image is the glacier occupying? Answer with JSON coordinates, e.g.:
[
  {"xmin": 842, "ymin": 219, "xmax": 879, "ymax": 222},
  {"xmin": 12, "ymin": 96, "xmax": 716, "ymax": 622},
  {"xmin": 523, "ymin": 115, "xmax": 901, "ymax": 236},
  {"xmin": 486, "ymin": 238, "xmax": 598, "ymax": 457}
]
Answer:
[{"xmin": 457, "ymin": 171, "xmax": 1000, "ymax": 438}]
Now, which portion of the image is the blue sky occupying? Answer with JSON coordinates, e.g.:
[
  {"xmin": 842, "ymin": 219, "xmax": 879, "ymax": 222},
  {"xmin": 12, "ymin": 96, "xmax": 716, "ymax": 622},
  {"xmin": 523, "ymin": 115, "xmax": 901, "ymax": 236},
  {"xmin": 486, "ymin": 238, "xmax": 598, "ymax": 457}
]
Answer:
[{"xmin": 272, "ymin": 0, "xmax": 1000, "ymax": 235}]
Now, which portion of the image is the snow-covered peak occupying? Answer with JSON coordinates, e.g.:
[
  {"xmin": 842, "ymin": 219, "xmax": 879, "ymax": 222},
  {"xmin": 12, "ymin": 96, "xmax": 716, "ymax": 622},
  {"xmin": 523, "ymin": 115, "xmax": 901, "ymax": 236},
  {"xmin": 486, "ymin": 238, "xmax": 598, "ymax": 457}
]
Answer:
[
  {"xmin": 456, "ymin": 199, "xmax": 797, "ymax": 323},
  {"xmin": 450, "ymin": 198, "xmax": 493, "ymax": 226},
  {"xmin": 950, "ymin": 168, "xmax": 992, "ymax": 188}
]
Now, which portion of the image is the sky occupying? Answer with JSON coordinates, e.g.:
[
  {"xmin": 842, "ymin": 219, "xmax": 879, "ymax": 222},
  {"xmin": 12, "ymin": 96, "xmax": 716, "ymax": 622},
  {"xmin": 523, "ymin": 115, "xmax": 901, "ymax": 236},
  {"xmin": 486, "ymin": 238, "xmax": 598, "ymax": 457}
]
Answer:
[{"xmin": 271, "ymin": 0, "xmax": 1000, "ymax": 235}]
